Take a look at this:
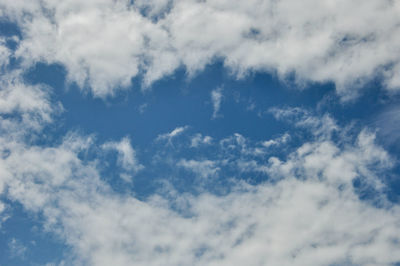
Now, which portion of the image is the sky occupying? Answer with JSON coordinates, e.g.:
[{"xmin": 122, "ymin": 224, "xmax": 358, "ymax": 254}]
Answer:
[{"xmin": 1, "ymin": 0, "xmax": 400, "ymax": 265}]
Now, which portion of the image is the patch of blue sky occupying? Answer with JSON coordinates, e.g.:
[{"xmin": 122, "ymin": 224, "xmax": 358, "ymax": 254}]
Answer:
[
  {"xmin": 1, "ymin": 23, "xmax": 396, "ymax": 202},
  {"xmin": 0, "ymin": 199, "xmax": 67, "ymax": 266},
  {"xmin": 20, "ymin": 58, "xmax": 400, "ymax": 200}
]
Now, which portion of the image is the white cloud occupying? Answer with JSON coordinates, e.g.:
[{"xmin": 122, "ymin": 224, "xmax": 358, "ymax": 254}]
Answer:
[
  {"xmin": 0, "ymin": 87, "xmax": 398, "ymax": 265},
  {"xmin": 102, "ymin": 137, "xmax": 144, "ymax": 181},
  {"xmin": 0, "ymin": 20, "xmax": 400, "ymax": 264},
  {"xmin": 1, "ymin": 124, "xmax": 400, "ymax": 266},
  {"xmin": 211, "ymin": 87, "xmax": 223, "ymax": 119},
  {"xmin": 177, "ymin": 159, "xmax": 220, "ymax": 179},
  {"xmin": 190, "ymin": 133, "xmax": 213, "ymax": 148},
  {"xmin": 219, "ymin": 132, "xmax": 280, "ymax": 158},
  {"xmin": 156, "ymin": 126, "xmax": 189, "ymax": 144},
  {"xmin": 262, "ymin": 133, "xmax": 290, "ymax": 148},
  {"xmin": 269, "ymin": 107, "xmax": 338, "ymax": 138},
  {"xmin": 0, "ymin": 201, "xmax": 9, "ymax": 227},
  {"xmin": 220, "ymin": 133, "xmax": 247, "ymax": 152},
  {"xmin": 0, "ymin": 71, "xmax": 60, "ymax": 133},
  {"xmin": 2, "ymin": 0, "xmax": 400, "ymax": 98}
]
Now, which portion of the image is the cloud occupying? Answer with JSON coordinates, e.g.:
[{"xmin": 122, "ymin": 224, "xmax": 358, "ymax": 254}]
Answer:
[
  {"xmin": 0, "ymin": 79, "xmax": 398, "ymax": 265},
  {"xmin": 0, "ymin": 201, "xmax": 9, "ymax": 227},
  {"xmin": 1, "ymin": 7, "xmax": 400, "ymax": 264},
  {"xmin": 0, "ymin": 38, "xmax": 12, "ymax": 69},
  {"xmin": 269, "ymin": 107, "xmax": 339, "ymax": 138},
  {"xmin": 138, "ymin": 103, "xmax": 148, "ymax": 114},
  {"xmin": 262, "ymin": 132, "xmax": 290, "ymax": 148},
  {"xmin": 0, "ymin": 71, "xmax": 61, "ymax": 133},
  {"xmin": 374, "ymin": 105, "xmax": 400, "ymax": 147},
  {"xmin": 220, "ymin": 133, "xmax": 247, "ymax": 152},
  {"xmin": 156, "ymin": 126, "xmax": 189, "ymax": 144},
  {"xmin": 190, "ymin": 133, "xmax": 213, "ymax": 148},
  {"xmin": 177, "ymin": 159, "xmax": 220, "ymax": 179},
  {"xmin": 102, "ymin": 137, "xmax": 144, "ymax": 182},
  {"xmin": 2, "ymin": 0, "xmax": 400, "ymax": 98},
  {"xmin": 211, "ymin": 87, "xmax": 223, "ymax": 119},
  {"xmin": 1, "ymin": 119, "xmax": 400, "ymax": 265},
  {"xmin": 8, "ymin": 238, "xmax": 27, "ymax": 259}
]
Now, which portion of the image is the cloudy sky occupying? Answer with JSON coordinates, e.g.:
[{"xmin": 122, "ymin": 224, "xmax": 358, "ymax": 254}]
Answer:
[{"xmin": 1, "ymin": 0, "xmax": 400, "ymax": 265}]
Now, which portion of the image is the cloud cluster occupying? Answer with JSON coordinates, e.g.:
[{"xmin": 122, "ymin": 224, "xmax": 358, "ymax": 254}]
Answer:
[
  {"xmin": 0, "ymin": 70, "xmax": 399, "ymax": 265},
  {"xmin": 2, "ymin": 0, "xmax": 400, "ymax": 98},
  {"xmin": 1, "ymin": 2, "xmax": 400, "ymax": 265},
  {"xmin": 1, "ymin": 121, "xmax": 400, "ymax": 265}
]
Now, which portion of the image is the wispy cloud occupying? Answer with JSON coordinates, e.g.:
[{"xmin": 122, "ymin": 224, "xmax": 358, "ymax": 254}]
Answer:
[
  {"xmin": 177, "ymin": 159, "xmax": 220, "ymax": 179},
  {"xmin": 156, "ymin": 126, "xmax": 189, "ymax": 144},
  {"xmin": 190, "ymin": 133, "xmax": 213, "ymax": 148},
  {"xmin": 102, "ymin": 137, "xmax": 144, "ymax": 182},
  {"xmin": 138, "ymin": 103, "xmax": 148, "ymax": 114},
  {"xmin": 374, "ymin": 105, "xmax": 400, "ymax": 147},
  {"xmin": 8, "ymin": 238, "xmax": 27, "ymax": 259},
  {"xmin": 211, "ymin": 87, "xmax": 223, "ymax": 119},
  {"xmin": 262, "ymin": 133, "xmax": 291, "ymax": 148}
]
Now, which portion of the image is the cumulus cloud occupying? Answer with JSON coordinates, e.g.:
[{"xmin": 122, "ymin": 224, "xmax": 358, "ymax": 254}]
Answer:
[{"xmin": 1, "ymin": 0, "xmax": 400, "ymax": 98}]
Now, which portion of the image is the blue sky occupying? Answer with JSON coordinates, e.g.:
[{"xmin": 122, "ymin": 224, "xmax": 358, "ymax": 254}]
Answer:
[{"xmin": 1, "ymin": 1, "xmax": 400, "ymax": 265}]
